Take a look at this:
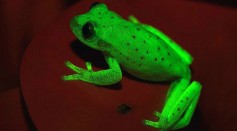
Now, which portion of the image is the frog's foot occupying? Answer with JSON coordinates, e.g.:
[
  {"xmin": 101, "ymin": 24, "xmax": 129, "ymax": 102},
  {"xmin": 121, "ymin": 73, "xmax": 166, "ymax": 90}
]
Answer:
[
  {"xmin": 62, "ymin": 58, "xmax": 122, "ymax": 85},
  {"xmin": 61, "ymin": 61, "xmax": 92, "ymax": 81},
  {"xmin": 144, "ymin": 111, "xmax": 170, "ymax": 130}
]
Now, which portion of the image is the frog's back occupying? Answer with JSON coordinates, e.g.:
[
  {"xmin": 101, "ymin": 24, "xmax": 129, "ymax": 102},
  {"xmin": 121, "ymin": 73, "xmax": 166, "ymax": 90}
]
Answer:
[{"xmin": 102, "ymin": 20, "xmax": 190, "ymax": 81}]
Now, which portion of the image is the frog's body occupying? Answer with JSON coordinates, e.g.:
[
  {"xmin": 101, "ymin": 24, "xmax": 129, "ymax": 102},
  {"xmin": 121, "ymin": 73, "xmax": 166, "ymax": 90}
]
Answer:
[
  {"xmin": 63, "ymin": 3, "xmax": 202, "ymax": 130},
  {"xmin": 100, "ymin": 18, "xmax": 191, "ymax": 82}
]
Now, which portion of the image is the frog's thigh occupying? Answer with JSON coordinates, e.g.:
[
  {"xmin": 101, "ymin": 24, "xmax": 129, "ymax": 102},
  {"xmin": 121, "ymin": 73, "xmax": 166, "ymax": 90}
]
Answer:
[
  {"xmin": 162, "ymin": 79, "xmax": 190, "ymax": 116},
  {"xmin": 171, "ymin": 91, "xmax": 200, "ymax": 130},
  {"xmin": 168, "ymin": 81, "xmax": 202, "ymax": 129}
]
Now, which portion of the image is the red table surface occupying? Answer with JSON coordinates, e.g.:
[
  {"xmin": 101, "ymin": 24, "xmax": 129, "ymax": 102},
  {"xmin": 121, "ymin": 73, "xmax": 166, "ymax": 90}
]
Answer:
[
  {"xmin": 16, "ymin": 0, "xmax": 237, "ymax": 131},
  {"xmin": 0, "ymin": 88, "xmax": 34, "ymax": 131}
]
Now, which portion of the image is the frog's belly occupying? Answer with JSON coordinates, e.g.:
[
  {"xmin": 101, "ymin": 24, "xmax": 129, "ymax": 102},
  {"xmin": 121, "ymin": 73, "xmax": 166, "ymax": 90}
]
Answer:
[{"xmin": 121, "ymin": 62, "xmax": 189, "ymax": 82}]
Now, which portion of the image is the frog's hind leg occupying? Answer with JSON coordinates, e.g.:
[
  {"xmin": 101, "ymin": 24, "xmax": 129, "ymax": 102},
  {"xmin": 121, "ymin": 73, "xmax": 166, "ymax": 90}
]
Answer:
[
  {"xmin": 171, "ymin": 92, "xmax": 200, "ymax": 130},
  {"xmin": 144, "ymin": 79, "xmax": 202, "ymax": 130},
  {"xmin": 128, "ymin": 15, "xmax": 193, "ymax": 65},
  {"xmin": 163, "ymin": 80, "xmax": 201, "ymax": 129}
]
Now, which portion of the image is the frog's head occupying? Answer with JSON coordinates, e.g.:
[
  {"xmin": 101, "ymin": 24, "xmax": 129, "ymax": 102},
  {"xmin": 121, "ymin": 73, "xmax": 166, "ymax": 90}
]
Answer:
[{"xmin": 70, "ymin": 2, "xmax": 117, "ymax": 52}]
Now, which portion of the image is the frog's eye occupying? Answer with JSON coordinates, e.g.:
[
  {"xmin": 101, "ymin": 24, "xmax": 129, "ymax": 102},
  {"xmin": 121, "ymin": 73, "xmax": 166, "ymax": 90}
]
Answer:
[{"xmin": 82, "ymin": 22, "xmax": 94, "ymax": 39}]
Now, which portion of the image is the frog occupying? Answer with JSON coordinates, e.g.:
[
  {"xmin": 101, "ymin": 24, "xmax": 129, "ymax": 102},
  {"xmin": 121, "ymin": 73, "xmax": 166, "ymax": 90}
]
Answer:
[{"xmin": 62, "ymin": 2, "xmax": 202, "ymax": 130}]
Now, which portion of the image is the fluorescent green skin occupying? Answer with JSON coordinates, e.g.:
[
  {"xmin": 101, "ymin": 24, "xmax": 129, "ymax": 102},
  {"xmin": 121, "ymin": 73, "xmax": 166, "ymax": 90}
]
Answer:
[{"xmin": 62, "ymin": 3, "xmax": 202, "ymax": 130}]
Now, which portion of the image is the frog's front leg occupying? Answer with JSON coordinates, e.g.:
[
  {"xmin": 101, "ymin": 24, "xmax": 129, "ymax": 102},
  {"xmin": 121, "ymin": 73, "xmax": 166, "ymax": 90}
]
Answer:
[
  {"xmin": 62, "ymin": 56, "xmax": 122, "ymax": 85},
  {"xmin": 144, "ymin": 79, "xmax": 202, "ymax": 130}
]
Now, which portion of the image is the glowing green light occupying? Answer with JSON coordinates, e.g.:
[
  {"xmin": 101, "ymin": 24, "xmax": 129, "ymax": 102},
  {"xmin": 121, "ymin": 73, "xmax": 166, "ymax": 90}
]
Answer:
[{"xmin": 62, "ymin": 2, "xmax": 202, "ymax": 130}]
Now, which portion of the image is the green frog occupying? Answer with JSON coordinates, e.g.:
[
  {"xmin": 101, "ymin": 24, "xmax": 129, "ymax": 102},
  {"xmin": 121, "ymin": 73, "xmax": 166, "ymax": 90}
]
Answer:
[{"xmin": 62, "ymin": 3, "xmax": 202, "ymax": 130}]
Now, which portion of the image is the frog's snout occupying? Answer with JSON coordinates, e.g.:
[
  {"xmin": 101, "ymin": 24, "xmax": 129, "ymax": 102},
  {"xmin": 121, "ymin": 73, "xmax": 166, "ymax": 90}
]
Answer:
[
  {"xmin": 70, "ymin": 17, "xmax": 81, "ymax": 29},
  {"xmin": 70, "ymin": 17, "xmax": 83, "ymax": 38}
]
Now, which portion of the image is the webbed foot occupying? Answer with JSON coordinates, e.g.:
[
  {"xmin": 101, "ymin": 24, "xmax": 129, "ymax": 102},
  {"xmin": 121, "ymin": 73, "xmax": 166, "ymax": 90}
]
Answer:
[{"xmin": 144, "ymin": 111, "xmax": 170, "ymax": 130}]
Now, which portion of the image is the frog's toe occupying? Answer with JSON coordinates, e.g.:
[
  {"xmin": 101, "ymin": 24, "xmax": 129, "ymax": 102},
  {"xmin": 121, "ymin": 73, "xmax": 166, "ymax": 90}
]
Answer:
[
  {"xmin": 64, "ymin": 61, "xmax": 74, "ymax": 68},
  {"xmin": 85, "ymin": 61, "xmax": 93, "ymax": 71},
  {"xmin": 61, "ymin": 74, "xmax": 83, "ymax": 81},
  {"xmin": 64, "ymin": 61, "xmax": 85, "ymax": 73},
  {"xmin": 64, "ymin": 60, "xmax": 71, "ymax": 65},
  {"xmin": 154, "ymin": 111, "xmax": 162, "ymax": 117},
  {"xmin": 144, "ymin": 119, "xmax": 159, "ymax": 128},
  {"xmin": 61, "ymin": 75, "xmax": 67, "ymax": 81},
  {"xmin": 144, "ymin": 111, "xmax": 170, "ymax": 130}
]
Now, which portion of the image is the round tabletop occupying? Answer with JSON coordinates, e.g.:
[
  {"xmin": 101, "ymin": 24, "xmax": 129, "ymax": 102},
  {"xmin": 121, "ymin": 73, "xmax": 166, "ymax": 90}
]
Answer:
[{"xmin": 20, "ymin": 1, "xmax": 170, "ymax": 130}]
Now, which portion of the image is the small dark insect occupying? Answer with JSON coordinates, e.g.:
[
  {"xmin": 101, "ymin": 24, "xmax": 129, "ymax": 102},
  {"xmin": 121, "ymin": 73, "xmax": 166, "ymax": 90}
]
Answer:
[{"xmin": 117, "ymin": 104, "xmax": 132, "ymax": 114}]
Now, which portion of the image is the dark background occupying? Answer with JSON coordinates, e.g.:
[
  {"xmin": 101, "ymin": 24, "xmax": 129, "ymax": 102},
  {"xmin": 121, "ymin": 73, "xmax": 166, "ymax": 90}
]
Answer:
[{"xmin": 0, "ymin": 0, "xmax": 237, "ymax": 130}]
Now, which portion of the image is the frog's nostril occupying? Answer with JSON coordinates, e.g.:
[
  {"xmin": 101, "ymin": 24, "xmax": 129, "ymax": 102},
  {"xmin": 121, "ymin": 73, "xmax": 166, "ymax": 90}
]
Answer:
[
  {"xmin": 70, "ymin": 20, "xmax": 75, "ymax": 27},
  {"xmin": 70, "ymin": 19, "xmax": 79, "ymax": 27}
]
